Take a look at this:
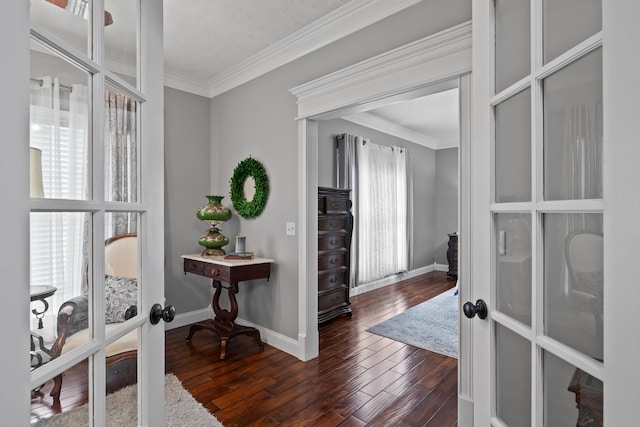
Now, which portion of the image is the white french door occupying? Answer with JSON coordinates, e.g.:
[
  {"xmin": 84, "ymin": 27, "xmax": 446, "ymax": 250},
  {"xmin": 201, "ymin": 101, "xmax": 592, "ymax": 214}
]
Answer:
[
  {"xmin": 1, "ymin": 0, "xmax": 166, "ymax": 425},
  {"xmin": 469, "ymin": 0, "xmax": 640, "ymax": 425}
]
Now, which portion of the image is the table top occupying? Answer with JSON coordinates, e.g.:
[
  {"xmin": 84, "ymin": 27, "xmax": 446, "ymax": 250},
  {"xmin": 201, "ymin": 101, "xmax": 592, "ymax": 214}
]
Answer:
[
  {"xmin": 182, "ymin": 254, "xmax": 274, "ymax": 267},
  {"xmin": 30, "ymin": 285, "xmax": 57, "ymax": 301}
]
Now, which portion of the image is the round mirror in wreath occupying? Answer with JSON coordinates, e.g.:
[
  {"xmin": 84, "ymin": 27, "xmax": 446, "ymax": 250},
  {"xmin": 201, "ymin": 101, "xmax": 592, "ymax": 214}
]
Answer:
[{"xmin": 229, "ymin": 157, "xmax": 269, "ymax": 219}]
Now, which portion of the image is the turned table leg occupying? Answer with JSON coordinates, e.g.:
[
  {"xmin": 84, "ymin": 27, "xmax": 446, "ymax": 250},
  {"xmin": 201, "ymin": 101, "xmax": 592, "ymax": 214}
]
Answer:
[{"xmin": 186, "ymin": 279, "xmax": 263, "ymax": 360}]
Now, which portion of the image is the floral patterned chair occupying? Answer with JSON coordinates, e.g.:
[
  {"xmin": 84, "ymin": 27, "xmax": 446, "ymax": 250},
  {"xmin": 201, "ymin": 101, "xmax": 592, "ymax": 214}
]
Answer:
[{"xmin": 49, "ymin": 234, "xmax": 139, "ymax": 401}]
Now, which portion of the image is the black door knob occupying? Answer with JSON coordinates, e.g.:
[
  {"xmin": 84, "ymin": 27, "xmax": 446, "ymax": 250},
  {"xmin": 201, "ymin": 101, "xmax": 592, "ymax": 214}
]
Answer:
[
  {"xmin": 150, "ymin": 304, "xmax": 176, "ymax": 325},
  {"xmin": 463, "ymin": 299, "xmax": 488, "ymax": 319}
]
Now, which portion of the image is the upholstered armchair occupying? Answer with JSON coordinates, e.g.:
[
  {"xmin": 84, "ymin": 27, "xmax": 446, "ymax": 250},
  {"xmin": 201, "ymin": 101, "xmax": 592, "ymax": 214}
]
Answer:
[{"xmin": 49, "ymin": 234, "xmax": 139, "ymax": 401}]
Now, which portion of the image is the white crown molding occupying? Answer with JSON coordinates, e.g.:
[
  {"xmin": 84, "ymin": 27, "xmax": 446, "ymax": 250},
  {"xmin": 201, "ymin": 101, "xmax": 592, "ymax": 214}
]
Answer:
[
  {"xmin": 164, "ymin": 68, "xmax": 210, "ymax": 97},
  {"xmin": 437, "ymin": 139, "xmax": 460, "ymax": 150},
  {"xmin": 290, "ymin": 20, "xmax": 472, "ymax": 119},
  {"xmin": 206, "ymin": 0, "xmax": 422, "ymax": 98},
  {"xmin": 342, "ymin": 112, "xmax": 440, "ymax": 149}
]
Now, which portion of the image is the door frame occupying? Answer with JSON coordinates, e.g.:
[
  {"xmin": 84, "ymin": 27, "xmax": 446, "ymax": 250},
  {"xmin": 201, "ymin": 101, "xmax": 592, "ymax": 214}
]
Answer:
[
  {"xmin": 2, "ymin": 0, "xmax": 31, "ymax": 423},
  {"xmin": 290, "ymin": 20, "xmax": 474, "ymax": 424}
]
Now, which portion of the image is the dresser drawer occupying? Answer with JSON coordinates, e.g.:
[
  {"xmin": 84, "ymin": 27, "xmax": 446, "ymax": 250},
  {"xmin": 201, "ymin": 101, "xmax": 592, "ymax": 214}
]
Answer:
[
  {"xmin": 318, "ymin": 286, "xmax": 348, "ymax": 313},
  {"xmin": 318, "ymin": 216, "xmax": 348, "ymax": 232},
  {"xmin": 318, "ymin": 251, "xmax": 346, "ymax": 271},
  {"xmin": 318, "ymin": 233, "xmax": 346, "ymax": 251},
  {"xmin": 318, "ymin": 268, "xmax": 347, "ymax": 292},
  {"xmin": 183, "ymin": 259, "xmax": 230, "ymax": 281},
  {"xmin": 184, "ymin": 259, "xmax": 204, "ymax": 275},
  {"xmin": 325, "ymin": 198, "xmax": 350, "ymax": 213},
  {"xmin": 204, "ymin": 263, "xmax": 230, "ymax": 281}
]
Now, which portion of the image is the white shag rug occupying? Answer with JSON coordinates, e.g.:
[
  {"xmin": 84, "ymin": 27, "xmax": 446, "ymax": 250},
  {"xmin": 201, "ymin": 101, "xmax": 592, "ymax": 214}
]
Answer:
[{"xmin": 33, "ymin": 374, "xmax": 223, "ymax": 427}]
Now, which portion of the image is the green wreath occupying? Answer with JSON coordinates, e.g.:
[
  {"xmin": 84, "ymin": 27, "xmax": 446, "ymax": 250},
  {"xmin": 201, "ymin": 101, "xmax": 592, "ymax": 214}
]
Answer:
[{"xmin": 229, "ymin": 157, "xmax": 269, "ymax": 219}]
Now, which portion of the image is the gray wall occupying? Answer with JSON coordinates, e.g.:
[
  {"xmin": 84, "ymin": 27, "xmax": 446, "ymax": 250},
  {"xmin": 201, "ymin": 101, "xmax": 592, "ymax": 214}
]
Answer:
[
  {"xmin": 164, "ymin": 87, "xmax": 213, "ymax": 314},
  {"xmin": 317, "ymin": 118, "xmax": 438, "ymax": 270},
  {"xmin": 209, "ymin": 0, "xmax": 471, "ymax": 340},
  {"xmin": 435, "ymin": 148, "xmax": 459, "ymax": 264}
]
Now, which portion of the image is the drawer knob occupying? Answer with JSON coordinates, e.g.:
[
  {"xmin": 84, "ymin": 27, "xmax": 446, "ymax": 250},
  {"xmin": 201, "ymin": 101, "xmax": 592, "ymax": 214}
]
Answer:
[
  {"xmin": 189, "ymin": 264, "xmax": 197, "ymax": 270},
  {"xmin": 329, "ymin": 259, "xmax": 337, "ymax": 264},
  {"xmin": 330, "ymin": 240, "xmax": 337, "ymax": 245},
  {"xmin": 330, "ymin": 277, "xmax": 337, "ymax": 283}
]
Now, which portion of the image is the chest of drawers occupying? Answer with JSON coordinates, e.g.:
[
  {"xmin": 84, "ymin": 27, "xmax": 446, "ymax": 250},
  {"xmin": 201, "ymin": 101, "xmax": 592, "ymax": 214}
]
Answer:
[
  {"xmin": 318, "ymin": 187, "xmax": 353, "ymax": 324},
  {"xmin": 447, "ymin": 233, "xmax": 458, "ymax": 278}
]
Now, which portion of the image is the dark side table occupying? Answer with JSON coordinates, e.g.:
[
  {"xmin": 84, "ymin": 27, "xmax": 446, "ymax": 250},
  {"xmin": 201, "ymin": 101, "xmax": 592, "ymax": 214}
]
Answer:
[
  {"xmin": 30, "ymin": 285, "xmax": 57, "ymax": 369},
  {"xmin": 182, "ymin": 254, "xmax": 273, "ymax": 360}
]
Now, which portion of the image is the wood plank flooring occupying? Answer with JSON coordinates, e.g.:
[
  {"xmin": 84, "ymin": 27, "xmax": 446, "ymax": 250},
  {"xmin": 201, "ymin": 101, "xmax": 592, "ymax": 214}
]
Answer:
[{"xmin": 31, "ymin": 271, "xmax": 458, "ymax": 426}]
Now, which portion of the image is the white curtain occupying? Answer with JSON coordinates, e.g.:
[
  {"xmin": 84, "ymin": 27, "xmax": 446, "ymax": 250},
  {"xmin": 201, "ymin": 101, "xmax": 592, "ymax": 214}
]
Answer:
[
  {"xmin": 357, "ymin": 141, "xmax": 409, "ymax": 283},
  {"xmin": 104, "ymin": 90, "xmax": 138, "ymax": 236},
  {"xmin": 560, "ymin": 100, "xmax": 603, "ymax": 294},
  {"xmin": 30, "ymin": 77, "xmax": 89, "ymax": 317}
]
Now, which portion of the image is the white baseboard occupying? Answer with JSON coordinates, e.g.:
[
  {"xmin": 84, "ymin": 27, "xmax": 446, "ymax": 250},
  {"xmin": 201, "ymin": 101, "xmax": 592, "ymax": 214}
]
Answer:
[
  {"xmin": 167, "ymin": 262, "xmax": 452, "ymax": 357},
  {"xmin": 435, "ymin": 263, "xmax": 449, "ymax": 272},
  {"xmin": 351, "ymin": 264, "xmax": 437, "ymax": 296},
  {"xmin": 235, "ymin": 317, "xmax": 301, "ymax": 358},
  {"xmin": 166, "ymin": 307, "xmax": 300, "ymax": 358},
  {"xmin": 165, "ymin": 307, "xmax": 210, "ymax": 331}
]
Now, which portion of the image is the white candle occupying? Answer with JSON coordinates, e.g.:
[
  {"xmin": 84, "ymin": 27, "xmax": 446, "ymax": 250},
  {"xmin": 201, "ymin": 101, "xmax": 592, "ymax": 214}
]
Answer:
[{"xmin": 235, "ymin": 235, "xmax": 246, "ymax": 253}]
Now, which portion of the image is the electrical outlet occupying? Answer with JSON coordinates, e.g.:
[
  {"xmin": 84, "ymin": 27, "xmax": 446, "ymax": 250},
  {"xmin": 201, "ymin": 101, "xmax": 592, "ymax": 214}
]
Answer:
[{"xmin": 286, "ymin": 222, "xmax": 296, "ymax": 236}]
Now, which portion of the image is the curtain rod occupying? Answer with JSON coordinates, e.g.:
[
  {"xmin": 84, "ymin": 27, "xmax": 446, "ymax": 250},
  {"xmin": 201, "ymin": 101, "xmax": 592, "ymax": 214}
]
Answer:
[{"xmin": 30, "ymin": 78, "xmax": 73, "ymax": 92}]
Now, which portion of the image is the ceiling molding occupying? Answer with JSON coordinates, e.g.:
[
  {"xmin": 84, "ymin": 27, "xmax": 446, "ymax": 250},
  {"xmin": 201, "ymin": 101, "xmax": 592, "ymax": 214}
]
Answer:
[
  {"xmin": 290, "ymin": 21, "xmax": 472, "ymax": 119},
  {"xmin": 436, "ymin": 139, "xmax": 460, "ymax": 150},
  {"xmin": 342, "ymin": 112, "xmax": 440, "ymax": 149},
  {"xmin": 206, "ymin": 0, "xmax": 422, "ymax": 98},
  {"xmin": 164, "ymin": 68, "xmax": 210, "ymax": 97}
]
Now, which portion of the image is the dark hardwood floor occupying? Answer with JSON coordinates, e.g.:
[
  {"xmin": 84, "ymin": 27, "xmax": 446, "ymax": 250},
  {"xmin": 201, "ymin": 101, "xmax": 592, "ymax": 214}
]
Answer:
[{"xmin": 31, "ymin": 271, "xmax": 457, "ymax": 426}]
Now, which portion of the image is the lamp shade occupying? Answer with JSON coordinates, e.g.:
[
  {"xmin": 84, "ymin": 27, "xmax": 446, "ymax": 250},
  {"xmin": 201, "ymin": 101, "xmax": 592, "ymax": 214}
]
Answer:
[{"xmin": 30, "ymin": 147, "xmax": 44, "ymax": 198}]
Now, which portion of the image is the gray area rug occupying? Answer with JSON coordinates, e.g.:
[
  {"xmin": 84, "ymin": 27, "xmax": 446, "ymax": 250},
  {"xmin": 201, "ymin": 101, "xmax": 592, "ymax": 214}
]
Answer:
[
  {"xmin": 367, "ymin": 287, "xmax": 458, "ymax": 358},
  {"xmin": 33, "ymin": 373, "xmax": 223, "ymax": 427}
]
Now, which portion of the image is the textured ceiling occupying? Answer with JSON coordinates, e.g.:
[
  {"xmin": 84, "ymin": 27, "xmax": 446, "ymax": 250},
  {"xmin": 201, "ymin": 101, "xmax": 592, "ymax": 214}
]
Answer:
[{"xmin": 163, "ymin": 0, "xmax": 351, "ymax": 82}]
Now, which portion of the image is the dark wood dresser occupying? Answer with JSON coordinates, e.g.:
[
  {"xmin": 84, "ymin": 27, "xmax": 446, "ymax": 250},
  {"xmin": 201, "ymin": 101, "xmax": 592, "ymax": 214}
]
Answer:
[
  {"xmin": 318, "ymin": 187, "xmax": 353, "ymax": 324},
  {"xmin": 447, "ymin": 233, "xmax": 458, "ymax": 278}
]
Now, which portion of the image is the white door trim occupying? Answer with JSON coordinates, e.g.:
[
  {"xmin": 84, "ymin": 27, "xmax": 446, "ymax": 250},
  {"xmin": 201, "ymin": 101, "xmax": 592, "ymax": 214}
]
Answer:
[
  {"xmin": 2, "ymin": 0, "xmax": 30, "ymax": 423},
  {"xmin": 290, "ymin": 23, "xmax": 473, "ymax": 408}
]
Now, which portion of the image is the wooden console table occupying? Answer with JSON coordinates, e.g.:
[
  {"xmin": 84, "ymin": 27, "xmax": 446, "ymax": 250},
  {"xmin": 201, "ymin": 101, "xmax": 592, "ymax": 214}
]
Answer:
[{"xmin": 182, "ymin": 254, "xmax": 274, "ymax": 360}]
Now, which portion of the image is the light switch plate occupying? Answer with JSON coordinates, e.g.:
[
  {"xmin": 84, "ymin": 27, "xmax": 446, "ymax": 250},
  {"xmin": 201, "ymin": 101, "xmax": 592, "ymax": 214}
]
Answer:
[{"xmin": 286, "ymin": 222, "xmax": 296, "ymax": 236}]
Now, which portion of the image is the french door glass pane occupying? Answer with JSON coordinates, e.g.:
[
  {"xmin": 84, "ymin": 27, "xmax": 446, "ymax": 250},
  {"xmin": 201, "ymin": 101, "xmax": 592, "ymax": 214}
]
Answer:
[
  {"xmin": 495, "ymin": 0, "xmax": 530, "ymax": 93},
  {"xmin": 543, "ymin": 0, "xmax": 602, "ymax": 64},
  {"xmin": 30, "ymin": 212, "xmax": 92, "ymax": 372},
  {"xmin": 496, "ymin": 324, "xmax": 531, "ymax": 426},
  {"xmin": 105, "ymin": 213, "xmax": 139, "ymax": 328},
  {"xmin": 105, "ymin": 330, "xmax": 139, "ymax": 425},
  {"xmin": 544, "ymin": 213, "xmax": 603, "ymax": 361},
  {"xmin": 495, "ymin": 89, "xmax": 531, "ymax": 203},
  {"xmin": 496, "ymin": 213, "xmax": 532, "ymax": 326},
  {"xmin": 31, "ymin": 359, "xmax": 90, "ymax": 423},
  {"xmin": 30, "ymin": 39, "xmax": 91, "ymax": 201},
  {"xmin": 544, "ymin": 351, "xmax": 603, "ymax": 426},
  {"xmin": 543, "ymin": 48, "xmax": 602, "ymax": 201},
  {"xmin": 105, "ymin": 85, "xmax": 139, "ymax": 203},
  {"xmin": 104, "ymin": 0, "xmax": 138, "ymax": 87},
  {"xmin": 30, "ymin": 0, "xmax": 89, "ymax": 56}
]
